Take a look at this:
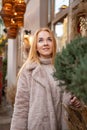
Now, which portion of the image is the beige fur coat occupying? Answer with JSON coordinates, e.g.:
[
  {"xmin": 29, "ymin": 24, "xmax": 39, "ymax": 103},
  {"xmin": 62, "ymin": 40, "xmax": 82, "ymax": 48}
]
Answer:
[{"xmin": 10, "ymin": 58, "xmax": 71, "ymax": 130}]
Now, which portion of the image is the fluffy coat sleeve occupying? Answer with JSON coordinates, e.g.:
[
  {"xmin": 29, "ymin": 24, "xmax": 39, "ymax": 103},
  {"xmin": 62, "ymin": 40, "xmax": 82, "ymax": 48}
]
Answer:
[{"xmin": 10, "ymin": 68, "xmax": 30, "ymax": 130}]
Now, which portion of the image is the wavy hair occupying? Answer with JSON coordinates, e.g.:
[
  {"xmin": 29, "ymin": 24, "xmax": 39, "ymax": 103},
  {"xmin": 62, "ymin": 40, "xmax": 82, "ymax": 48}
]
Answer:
[{"xmin": 28, "ymin": 27, "xmax": 57, "ymax": 64}]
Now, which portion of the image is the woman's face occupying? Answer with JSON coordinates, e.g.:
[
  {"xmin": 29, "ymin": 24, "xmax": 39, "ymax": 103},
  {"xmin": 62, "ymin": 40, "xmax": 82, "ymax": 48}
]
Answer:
[{"xmin": 36, "ymin": 31, "xmax": 53, "ymax": 58}]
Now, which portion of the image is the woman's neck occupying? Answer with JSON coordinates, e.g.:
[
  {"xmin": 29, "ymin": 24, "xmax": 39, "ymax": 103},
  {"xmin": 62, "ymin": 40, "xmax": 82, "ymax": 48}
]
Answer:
[{"xmin": 39, "ymin": 57, "xmax": 52, "ymax": 65}]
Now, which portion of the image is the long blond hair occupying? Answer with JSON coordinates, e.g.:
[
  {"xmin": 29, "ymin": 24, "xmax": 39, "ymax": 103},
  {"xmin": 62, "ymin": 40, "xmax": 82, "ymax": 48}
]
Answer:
[{"xmin": 28, "ymin": 27, "xmax": 57, "ymax": 64}]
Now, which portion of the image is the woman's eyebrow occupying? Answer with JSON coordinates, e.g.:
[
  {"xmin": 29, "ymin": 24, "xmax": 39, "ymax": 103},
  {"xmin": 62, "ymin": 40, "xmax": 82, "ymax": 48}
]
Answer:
[
  {"xmin": 38, "ymin": 37, "xmax": 43, "ymax": 39},
  {"xmin": 47, "ymin": 36, "xmax": 52, "ymax": 38},
  {"xmin": 38, "ymin": 36, "xmax": 52, "ymax": 40}
]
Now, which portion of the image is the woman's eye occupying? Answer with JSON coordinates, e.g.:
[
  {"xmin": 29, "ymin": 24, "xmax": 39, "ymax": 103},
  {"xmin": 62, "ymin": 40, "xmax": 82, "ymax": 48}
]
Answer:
[
  {"xmin": 38, "ymin": 38, "xmax": 52, "ymax": 43},
  {"xmin": 47, "ymin": 38, "xmax": 52, "ymax": 41},
  {"xmin": 38, "ymin": 39, "xmax": 43, "ymax": 42}
]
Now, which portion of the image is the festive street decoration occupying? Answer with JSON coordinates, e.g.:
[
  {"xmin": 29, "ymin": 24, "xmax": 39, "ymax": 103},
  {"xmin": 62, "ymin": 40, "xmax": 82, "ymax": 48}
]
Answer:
[
  {"xmin": 0, "ymin": 0, "xmax": 26, "ymax": 39},
  {"xmin": 54, "ymin": 36, "xmax": 87, "ymax": 130},
  {"xmin": 54, "ymin": 36, "xmax": 87, "ymax": 104}
]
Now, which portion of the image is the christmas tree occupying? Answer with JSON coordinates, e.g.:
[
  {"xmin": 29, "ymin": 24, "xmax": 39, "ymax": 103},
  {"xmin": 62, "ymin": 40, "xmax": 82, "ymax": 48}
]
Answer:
[
  {"xmin": 54, "ymin": 36, "xmax": 87, "ymax": 130},
  {"xmin": 54, "ymin": 36, "xmax": 87, "ymax": 104}
]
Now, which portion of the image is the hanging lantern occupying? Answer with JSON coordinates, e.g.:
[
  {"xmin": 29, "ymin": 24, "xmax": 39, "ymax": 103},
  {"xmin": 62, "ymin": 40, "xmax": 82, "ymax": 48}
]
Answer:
[
  {"xmin": 2, "ymin": 0, "xmax": 12, "ymax": 5},
  {"xmin": 0, "ymin": 8, "xmax": 11, "ymax": 27},
  {"xmin": 3, "ymin": 3, "xmax": 13, "ymax": 17},
  {"xmin": 3, "ymin": 3, "xmax": 13, "ymax": 15},
  {"xmin": 2, "ymin": 17, "xmax": 11, "ymax": 27},
  {"xmin": 12, "ymin": 0, "xmax": 16, "ymax": 5},
  {"xmin": 14, "ymin": 0, "xmax": 26, "ymax": 14},
  {"xmin": 0, "ymin": 0, "xmax": 26, "ymax": 39},
  {"xmin": 1, "ymin": 0, "xmax": 13, "ymax": 27},
  {"xmin": 14, "ymin": 0, "xmax": 26, "ymax": 27},
  {"xmin": 7, "ymin": 19, "xmax": 18, "ymax": 39},
  {"xmin": 2, "ymin": 0, "xmax": 12, "ymax": 13},
  {"xmin": 14, "ymin": 12, "xmax": 24, "ymax": 27}
]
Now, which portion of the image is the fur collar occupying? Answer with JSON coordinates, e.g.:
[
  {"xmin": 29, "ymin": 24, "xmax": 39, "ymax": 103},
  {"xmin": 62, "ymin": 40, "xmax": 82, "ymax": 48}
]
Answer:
[{"xmin": 25, "ymin": 59, "xmax": 52, "ymax": 88}]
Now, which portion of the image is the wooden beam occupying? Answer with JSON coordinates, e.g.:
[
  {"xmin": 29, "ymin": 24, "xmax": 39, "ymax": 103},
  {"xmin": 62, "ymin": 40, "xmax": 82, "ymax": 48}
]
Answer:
[{"xmin": 52, "ymin": 7, "xmax": 69, "ymax": 24}]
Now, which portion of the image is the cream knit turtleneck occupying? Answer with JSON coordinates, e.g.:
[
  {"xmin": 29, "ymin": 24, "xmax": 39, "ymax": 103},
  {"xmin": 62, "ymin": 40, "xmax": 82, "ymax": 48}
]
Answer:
[
  {"xmin": 39, "ymin": 57, "xmax": 57, "ymax": 86},
  {"xmin": 39, "ymin": 57, "xmax": 54, "ymax": 73}
]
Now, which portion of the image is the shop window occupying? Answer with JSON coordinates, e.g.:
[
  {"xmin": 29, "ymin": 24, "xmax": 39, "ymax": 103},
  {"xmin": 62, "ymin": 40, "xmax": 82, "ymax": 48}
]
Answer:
[
  {"xmin": 54, "ymin": 0, "xmax": 69, "ymax": 14},
  {"xmin": 55, "ymin": 22, "xmax": 63, "ymax": 37},
  {"xmin": 54, "ymin": 17, "xmax": 68, "ymax": 51}
]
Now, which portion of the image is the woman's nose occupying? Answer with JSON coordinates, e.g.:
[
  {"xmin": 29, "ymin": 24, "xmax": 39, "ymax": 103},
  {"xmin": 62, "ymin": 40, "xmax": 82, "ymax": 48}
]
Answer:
[{"xmin": 44, "ymin": 40, "xmax": 48, "ymax": 45}]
